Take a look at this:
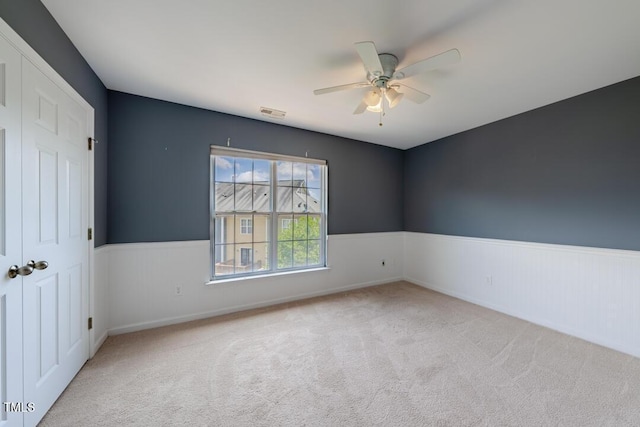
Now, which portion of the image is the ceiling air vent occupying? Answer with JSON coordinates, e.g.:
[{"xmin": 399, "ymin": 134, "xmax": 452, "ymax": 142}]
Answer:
[{"xmin": 260, "ymin": 106, "xmax": 286, "ymax": 119}]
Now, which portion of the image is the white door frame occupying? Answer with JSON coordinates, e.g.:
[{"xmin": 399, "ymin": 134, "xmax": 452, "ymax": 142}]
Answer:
[{"xmin": 0, "ymin": 18, "xmax": 96, "ymax": 357}]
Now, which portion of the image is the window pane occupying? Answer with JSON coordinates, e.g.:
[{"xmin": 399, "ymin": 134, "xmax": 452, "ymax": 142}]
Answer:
[
  {"xmin": 278, "ymin": 214, "xmax": 293, "ymax": 241},
  {"xmin": 234, "ymin": 184, "xmax": 252, "ymax": 211},
  {"xmin": 277, "ymin": 241, "xmax": 293, "ymax": 269},
  {"xmin": 308, "ymin": 240, "xmax": 321, "ymax": 265},
  {"xmin": 307, "ymin": 215, "xmax": 321, "ymax": 239},
  {"xmin": 214, "ymin": 215, "xmax": 235, "ymax": 244},
  {"xmin": 307, "ymin": 164, "xmax": 321, "ymax": 188},
  {"xmin": 277, "ymin": 161, "xmax": 292, "ymax": 186},
  {"xmin": 236, "ymin": 214, "xmax": 253, "ymax": 242},
  {"xmin": 215, "ymin": 183, "xmax": 234, "ymax": 212},
  {"xmin": 254, "ymin": 160, "xmax": 271, "ymax": 184},
  {"xmin": 292, "ymin": 188, "xmax": 307, "ymax": 213},
  {"xmin": 293, "ymin": 215, "xmax": 308, "ymax": 240},
  {"xmin": 235, "ymin": 245, "xmax": 253, "ymax": 274},
  {"xmin": 277, "ymin": 186, "xmax": 293, "ymax": 212},
  {"xmin": 234, "ymin": 158, "xmax": 253, "ymax": 183},
  {"xmin": 307, "ymin": 188, "xmax": 321, "ymax": 213},
  {"xmin": 238, "ymin": 246, "xmax": 252, "ymax": 266},
  {"xmin": 253, "ymin": 214, "xmax": 271, "ymax": 243},
  {"xmin": 293, "ymin": 241, "xmax": 307, "ymax": 267},
  {"xmin": 253, "ymin": 242, "xmax": 270, "ymax": 271},
  {"xmin": 214, "ymin": 157, "xmax": 234, "ymax": 182},
  {"xmin": 253, "ymin": 185, "xmax": 270, "ymax": 212},
  {"xmin": 293, "ymin": 162, "xmax": 307, "ymax": 182},
  {"xmin": 214, "ymin": 245, "xmax": 235, "ymax": 276}
]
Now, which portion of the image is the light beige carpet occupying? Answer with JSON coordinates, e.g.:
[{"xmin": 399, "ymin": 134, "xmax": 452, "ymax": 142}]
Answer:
[{"xmin": 40, "ymin": 281, "xmax": 640, "ymax": 426}]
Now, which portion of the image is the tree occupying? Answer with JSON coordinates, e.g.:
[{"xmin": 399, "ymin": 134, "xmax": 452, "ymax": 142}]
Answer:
[{"xmin": 277, "ymin": 215, "xmax": 321, "ymax": 268}]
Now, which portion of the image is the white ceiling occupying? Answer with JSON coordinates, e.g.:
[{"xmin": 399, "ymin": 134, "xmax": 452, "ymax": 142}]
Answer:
[{"xmin": 41, "ymin": 0, "xmax": 640, "ymax": 150}]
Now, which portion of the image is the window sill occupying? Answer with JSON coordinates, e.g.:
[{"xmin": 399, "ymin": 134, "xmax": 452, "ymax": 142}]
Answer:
[{"xmin": 205, "ymin": 266, "xmax": 331, "ymax": 286}]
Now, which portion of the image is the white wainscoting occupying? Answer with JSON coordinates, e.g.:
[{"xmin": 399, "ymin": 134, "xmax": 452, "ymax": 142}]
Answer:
[
  {"xmin": 404, "ymin": 232, "xmax": 640, "ymax": 358},
  {"xmin": 107, "ymin": 232, "xmax": 403, "ymax": 334},
  {"xmin": 91, "ymin": 246, "xmax": 109, "ymax": 356},
  {"xmin": 99, "ymin": 231, "xmax": 640, "ymax": 359}
]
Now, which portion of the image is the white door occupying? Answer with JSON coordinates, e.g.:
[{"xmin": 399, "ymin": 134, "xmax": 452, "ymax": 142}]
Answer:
[
  {"xmin": 21, "ymin": 58, "xmax": 89, "ymax": 426},
  {"xmin": 0, "ymin": 34, "xmax": 24, "ymax": 427}
]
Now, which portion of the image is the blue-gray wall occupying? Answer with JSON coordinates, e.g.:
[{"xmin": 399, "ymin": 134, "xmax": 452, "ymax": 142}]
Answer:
[
  {"xmin": 107, "ymin": 91, "xmax": 404, "ymax": 243},
  {"xmin": 404, "ymin": 76, "xmax": 640, "ymax": 251},
  {"xmin": 0, "ymin": 0, "xmax": 109, "ymax": 246},
  {"xmin": 4, "ymin": 1, "xmax": 640, "ymax": 251}
]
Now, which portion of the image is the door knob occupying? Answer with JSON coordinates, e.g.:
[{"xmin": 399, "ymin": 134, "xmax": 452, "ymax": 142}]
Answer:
[
  {"xmin": 7, "ymin": 260, "xmax": 48, "ymax": 279},
  {"xmin": 8, "ymin": 263, "xmax": 34, "ymax": 279},
  {"xmin": 29, "ymin": 260, "xmax": 49, "ymax": 270}
]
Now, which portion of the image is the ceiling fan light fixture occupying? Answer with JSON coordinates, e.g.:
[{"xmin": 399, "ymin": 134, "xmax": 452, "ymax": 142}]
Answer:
[
  {"xmin": 385, "ymin": 87, "xmax": 403, "ymax": 108},
  {"xmin": 314, "ymin": 41, "xmax": 460, "ymax": 122},
  {"xmin": 366, "ymin": 99, "xmax": 383, "ymax": 112},
  {"xmin": 363, "ymin": 90, "xmax": 381, "ymax": 107}
]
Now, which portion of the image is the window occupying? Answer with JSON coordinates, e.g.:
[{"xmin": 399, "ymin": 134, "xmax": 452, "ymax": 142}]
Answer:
[
  {"xmin": 281, "ymin": 218, "xmax": 292, "ymax": 230},
  {"xmin": 240, "ymin": 218, "xmax": 253, "ymax": 234},
  {"xmin": 210, "ymin": 146, "xmax": 327, "ymax": 280}
]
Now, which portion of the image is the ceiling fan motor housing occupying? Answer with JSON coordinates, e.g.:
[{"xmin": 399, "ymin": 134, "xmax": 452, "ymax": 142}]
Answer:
[{"xmin": 368, "ymin": 53, "xmax": 398, "ymax": 88}]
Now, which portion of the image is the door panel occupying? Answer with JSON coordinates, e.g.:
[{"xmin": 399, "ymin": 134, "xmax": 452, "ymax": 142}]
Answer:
[
  {"xmin": 37, "ymin": 149, "xmax": 59, "ymax": 245},
  {"xmin": 22, "ymin": 57, "xmax": 89, "ymax": 427},
  {"xmin": 0, "ymin": 35, "xmax": 22, "ymax": 427},
  {"xmin": 35, "ymin": 274, "xmax": 59, "ymax": 384}
]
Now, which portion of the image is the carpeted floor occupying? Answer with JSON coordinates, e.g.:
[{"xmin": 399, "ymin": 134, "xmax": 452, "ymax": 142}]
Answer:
[{"xmin": 40, "ymin": 281, "xmax": 640, "ymax": 426}]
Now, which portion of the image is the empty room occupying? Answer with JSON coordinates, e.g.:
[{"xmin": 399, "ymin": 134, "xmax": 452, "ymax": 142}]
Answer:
[{"xmin": 1, "ymin": 0, "xmax": 640, "ymax": 425}]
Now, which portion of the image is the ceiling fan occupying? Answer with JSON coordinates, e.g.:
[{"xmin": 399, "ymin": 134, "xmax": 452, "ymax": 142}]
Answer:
[{"xmin": 314, "ymin": 41, "xmax": 461, "ymax": 117}]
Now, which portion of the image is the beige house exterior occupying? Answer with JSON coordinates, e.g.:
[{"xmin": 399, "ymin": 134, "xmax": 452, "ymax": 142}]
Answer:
[{"xmin": 213, "ymin": 180, "xmax": 321, "ymax": 276}]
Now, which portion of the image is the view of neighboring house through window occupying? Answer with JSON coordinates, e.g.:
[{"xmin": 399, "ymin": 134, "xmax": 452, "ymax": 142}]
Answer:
[{"xmin": 210, "ymin": 146, "xmax": 327, "ymax": 279}]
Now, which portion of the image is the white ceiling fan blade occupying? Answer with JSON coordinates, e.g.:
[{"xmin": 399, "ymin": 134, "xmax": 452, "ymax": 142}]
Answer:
[
  {"xmin": 353, "ymin": 101, "xmax": 368, "ymax": 115},
  {"xmin": 396, "ymin": 84, "xmax": 431, "ymax": 104},
  {"xmin": 313, "ymin": 82, "xmax": 369, "ymax": 95},
  {"xmin": 393, "ymin": 48, "xmax": 461, "ymax": 80},
  {"xmin": 354, "ymin": 41, "xmax": 383, "ymax": 76}
]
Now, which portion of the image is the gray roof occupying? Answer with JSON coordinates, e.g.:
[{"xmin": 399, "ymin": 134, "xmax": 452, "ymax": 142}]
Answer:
[{"xmin": 215, "ymin": 180, "xmax": 321, "ymax": 213}]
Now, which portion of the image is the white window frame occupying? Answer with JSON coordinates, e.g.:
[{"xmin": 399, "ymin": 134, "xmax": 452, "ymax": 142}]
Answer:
[{"xmin": 210, "ymin": 146, "xmax": 327, "ymax": 280}]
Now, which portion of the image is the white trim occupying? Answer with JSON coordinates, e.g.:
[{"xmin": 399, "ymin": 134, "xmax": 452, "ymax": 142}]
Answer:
[
  {"xmin": 404, "ymin": 231, "xmax": 640, "ymax": 259},
  {"xmin": 329, "ymin": 231, "xmax": 405, "ymax": 241},
  {"xmin": 207, "ymin": 266, "xmax": 331, "ymax": 285},
  {"xmin": 91, "ymin": 330, "xmax": 109, "ymax": 356},
  {"xmin": 211, "ymin": 145, "xmax": 326, "ymax": 165}
]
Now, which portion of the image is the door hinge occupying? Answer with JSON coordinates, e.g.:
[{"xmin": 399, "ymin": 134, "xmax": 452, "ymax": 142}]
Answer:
[
  {"xmin": 88, "ymin": 137, "xmax": 93, "ymax": 151},
  {"xmin": 88, "ymin": 317, "xmax": 93, "ymax": 330},
  {"xmin": 88, "ymin": 228, "xmax": 93, "ymax": 240}
]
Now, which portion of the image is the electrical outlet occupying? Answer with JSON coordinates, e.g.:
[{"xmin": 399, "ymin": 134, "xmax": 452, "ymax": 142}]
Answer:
[{"xmin": 175, "ymin": 285, "xmax": 183, "ymax": 296}]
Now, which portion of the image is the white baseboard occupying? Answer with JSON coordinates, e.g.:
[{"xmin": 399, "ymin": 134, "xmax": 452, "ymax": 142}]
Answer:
[
  {"xmin": 91, "ymin": 330, "xmax": 109, "ymax": 356},
  {"xmin": 404, "ymin": 232, "xmax": 640, "ymax": 358}
]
